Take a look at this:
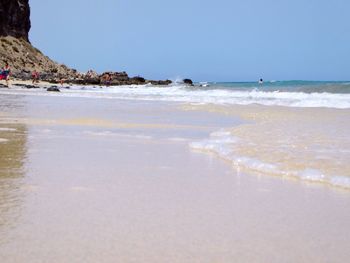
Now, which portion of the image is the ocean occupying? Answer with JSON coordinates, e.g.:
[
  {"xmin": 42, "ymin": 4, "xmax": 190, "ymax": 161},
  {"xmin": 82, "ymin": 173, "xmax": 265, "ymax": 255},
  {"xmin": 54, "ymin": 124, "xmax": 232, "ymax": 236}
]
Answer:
[{"xmin": 2, "ymin": 80, "xmax": 350, "ymax": 108}]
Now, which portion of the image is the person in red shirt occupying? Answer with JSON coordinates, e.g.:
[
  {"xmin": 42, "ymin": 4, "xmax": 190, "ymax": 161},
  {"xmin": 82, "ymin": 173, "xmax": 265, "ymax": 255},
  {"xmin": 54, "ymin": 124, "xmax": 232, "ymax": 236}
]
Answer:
[{"xmin": 1, "ymin": 62, "xmax": 11, "ymax": 87}]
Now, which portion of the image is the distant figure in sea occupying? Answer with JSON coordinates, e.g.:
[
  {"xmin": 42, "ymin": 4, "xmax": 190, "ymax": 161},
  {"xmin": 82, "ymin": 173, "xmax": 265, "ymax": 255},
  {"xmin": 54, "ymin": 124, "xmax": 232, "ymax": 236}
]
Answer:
[
  {"xmin": 1, "ymin": 62, "xmax": 11, "ymax": 87},
  {"xmin": 32, "ymin": 70, "xmax": 40, "ymax": 84},
  {"xmin": 259, "ymin": 78, "xmax": 263, "ymax": 84}
]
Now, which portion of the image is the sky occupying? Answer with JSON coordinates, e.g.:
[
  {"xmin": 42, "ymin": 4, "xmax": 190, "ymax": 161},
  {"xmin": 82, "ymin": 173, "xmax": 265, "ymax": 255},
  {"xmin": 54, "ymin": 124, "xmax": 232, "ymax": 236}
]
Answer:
[{"xmin": 29, "ymin": 0, "xmax": 350, "ymax": 81}]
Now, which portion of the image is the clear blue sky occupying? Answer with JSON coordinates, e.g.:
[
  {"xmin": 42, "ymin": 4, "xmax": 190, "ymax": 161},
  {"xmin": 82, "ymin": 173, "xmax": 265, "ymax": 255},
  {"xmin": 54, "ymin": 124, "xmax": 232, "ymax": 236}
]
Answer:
[{"xmin": 29, "ymin": 0, "xmax": 350, "ymax": 81}]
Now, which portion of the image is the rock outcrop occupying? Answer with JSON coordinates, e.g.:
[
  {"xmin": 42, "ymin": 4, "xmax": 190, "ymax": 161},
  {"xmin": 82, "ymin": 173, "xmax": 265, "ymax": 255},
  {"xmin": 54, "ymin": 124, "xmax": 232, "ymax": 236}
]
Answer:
[
  {"xmin": 183, "ymin": 79, "xmax": 194, "ymax": 86},
  {"xmin": 47, "ymin": 86, "xmax": 60, "ymax": 92},
  {"xmin": 50, "ymin": 71, "xmax": 172, "ymax": 86},
  {"xmin": 0, "ymin": 0, "xmax": 31, "ymax": 41}
]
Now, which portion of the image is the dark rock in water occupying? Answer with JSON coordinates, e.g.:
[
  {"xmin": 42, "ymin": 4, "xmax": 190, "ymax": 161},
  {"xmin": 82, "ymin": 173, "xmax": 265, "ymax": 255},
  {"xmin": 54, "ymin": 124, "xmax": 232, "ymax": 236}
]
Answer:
[
  {"xmin": 130, "ymin": 76, "xmax": 146, "ymax": 84},
  {"xmin": 12, "ymin": 83, "xmax": 38, "ymax": 89},
  {"xmin": 47, "ymin": 86, "xmax": 60, "ymax": 92},
  {"xmin": 183, "ymin": 79, "xmax": 193, "ymax": 86},
  {"xmin": 149, "ymin": 80, "xmax": 173, "ymax": 86},
  {"xmin": 0, "ymin": 0, "xmax": 31, "ymax": 42},
  {"xmin": 25, "ymin": 84, "xmax": 38, "ymax": 89}
]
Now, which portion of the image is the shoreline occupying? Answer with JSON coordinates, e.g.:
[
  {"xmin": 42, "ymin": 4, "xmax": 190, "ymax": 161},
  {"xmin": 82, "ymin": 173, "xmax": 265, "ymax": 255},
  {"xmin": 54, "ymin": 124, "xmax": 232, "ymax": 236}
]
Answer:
[{"xmin": 1, "ymin": 83, "xmax": 349, "ymax": 191}]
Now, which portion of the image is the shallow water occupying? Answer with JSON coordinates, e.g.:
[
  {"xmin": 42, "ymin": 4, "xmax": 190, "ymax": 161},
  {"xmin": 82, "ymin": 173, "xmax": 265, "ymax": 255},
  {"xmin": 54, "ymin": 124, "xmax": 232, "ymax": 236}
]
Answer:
[{"xmin": 188, "ymin": 104, "xmax": 350, "ymax": 189}]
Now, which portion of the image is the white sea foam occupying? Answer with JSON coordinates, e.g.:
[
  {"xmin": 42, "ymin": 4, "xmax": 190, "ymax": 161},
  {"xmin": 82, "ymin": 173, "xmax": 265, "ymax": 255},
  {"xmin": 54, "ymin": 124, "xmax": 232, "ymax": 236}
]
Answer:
[
  {"xmin": 167, "ymin": 137, "xmax": 189, "ymax": 142},
  {"xmin": 298, "ymin": 169, "xmax": 326, "ymax": 182},
  {"xmin": 190, "ymin": 131, "xmax": 278, "ymax": 174},
  {"xmin": 190, "ymin": 130, "xmax": 350, "ymax": 189},
  {"xmin": 0, "ymin": 138, "xmax": 9, "ymax": 143},
  {"xmin": 329, "ymin": 176, "xmax": 350, "ymax": 188},
  {"xmin": 1, "ymin": 84, "xmax": 350, "ymax": 109}
]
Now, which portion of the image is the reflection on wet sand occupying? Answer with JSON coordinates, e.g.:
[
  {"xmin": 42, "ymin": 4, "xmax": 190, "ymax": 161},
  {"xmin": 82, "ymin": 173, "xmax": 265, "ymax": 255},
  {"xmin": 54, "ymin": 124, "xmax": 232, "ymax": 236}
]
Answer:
[
  {"xmin": 0, "ymin": 122, "xmax": 27, "ymax": 244},
  {"xmin": 0, "ymin": 124, "xmax": 27, "ymax": 177}
]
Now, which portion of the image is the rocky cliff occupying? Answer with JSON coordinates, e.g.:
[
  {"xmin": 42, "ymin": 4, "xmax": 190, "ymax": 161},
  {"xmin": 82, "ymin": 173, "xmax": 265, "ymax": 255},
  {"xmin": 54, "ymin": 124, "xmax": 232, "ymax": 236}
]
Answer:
[
  {"xmin": 0, "ymin": 0, "xmax": 31, "ymax": 41},
  {"xmin": 0, "ymin": 0, "xmax": 174, "ymax": 86},
  {"xmin": 0, "ymin": 35, "xmax": 78, "ymax": 79},
  {"xmin": 0, "ymin": 0, "xmax": 78, "ymax": 78}
]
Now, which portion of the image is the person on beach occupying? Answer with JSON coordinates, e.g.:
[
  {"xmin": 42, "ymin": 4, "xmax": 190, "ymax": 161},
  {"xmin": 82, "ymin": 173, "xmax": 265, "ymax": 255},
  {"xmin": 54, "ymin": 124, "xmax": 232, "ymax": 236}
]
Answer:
[
  {"xmin": 32, "ymin": 70, "xmax": 39, "ymax": 84},
  {"xmin": 1, "ymin": 62, "xmax": 11, "ymax": 87}
]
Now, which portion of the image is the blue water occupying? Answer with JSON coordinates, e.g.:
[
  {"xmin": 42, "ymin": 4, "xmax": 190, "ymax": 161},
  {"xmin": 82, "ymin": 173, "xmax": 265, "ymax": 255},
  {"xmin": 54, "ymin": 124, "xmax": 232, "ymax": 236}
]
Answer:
[{"xmin": 200, "ymin": 81, "xmax": 350, "ymax": 94}]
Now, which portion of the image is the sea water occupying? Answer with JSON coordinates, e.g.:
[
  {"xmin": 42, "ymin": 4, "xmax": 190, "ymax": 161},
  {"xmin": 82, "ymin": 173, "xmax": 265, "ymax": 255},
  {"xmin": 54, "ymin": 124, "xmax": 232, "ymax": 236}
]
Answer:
[
  {"xmin": 1, "ymin": 80, "xmax": 350, "ymax": 189},
  {"xmin": 2, "ymin": 80, "xmax": 350, "ymax": 108}
]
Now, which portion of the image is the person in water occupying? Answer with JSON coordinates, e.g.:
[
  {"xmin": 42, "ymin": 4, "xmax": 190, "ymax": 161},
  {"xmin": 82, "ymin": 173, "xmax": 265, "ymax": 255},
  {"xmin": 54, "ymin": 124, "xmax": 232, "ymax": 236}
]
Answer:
[
  {"xmin": 1, "ymin": 62, "xmax": 11, "ymax": 87},
  {"xmin": 259, "ymin": 78, "xmax": 263, "ymax": 84}
]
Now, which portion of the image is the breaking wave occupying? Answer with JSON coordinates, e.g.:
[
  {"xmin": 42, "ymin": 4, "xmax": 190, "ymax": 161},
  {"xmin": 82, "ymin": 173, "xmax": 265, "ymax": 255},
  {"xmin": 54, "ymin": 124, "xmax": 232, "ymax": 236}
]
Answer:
[
  {"xmin": 190, "ymin": 130, "xmax": 350, "ymax": 189},
  {"xmin": 1, "ymin": 83, "xmax": 350, "ymax": 109}
]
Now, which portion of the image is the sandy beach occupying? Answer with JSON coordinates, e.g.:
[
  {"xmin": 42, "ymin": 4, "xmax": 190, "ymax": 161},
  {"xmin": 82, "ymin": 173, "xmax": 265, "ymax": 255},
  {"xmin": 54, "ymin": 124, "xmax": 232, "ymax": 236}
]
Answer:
[
  {"xmin": 1, "ymin": 90, "xmax": 350, "ymax": 262},
  {"xmin": 1, "ymin": 0, "xmax": 350, "ymax": 261}
]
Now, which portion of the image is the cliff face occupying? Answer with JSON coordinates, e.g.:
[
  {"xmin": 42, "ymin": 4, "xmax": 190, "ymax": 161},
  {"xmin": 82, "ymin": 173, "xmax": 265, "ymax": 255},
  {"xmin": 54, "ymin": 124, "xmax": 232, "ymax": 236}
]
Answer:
[
  {"xmin": 0, "ymin": 0, "xmax": 78, "ymax": 78},
  {"xmin": 0, "ymin": 36, "xmax": 78, "ymax": 78},
  {"xmin": 0, "ymin": 0, "xmax": 31, "ymax": 42}
]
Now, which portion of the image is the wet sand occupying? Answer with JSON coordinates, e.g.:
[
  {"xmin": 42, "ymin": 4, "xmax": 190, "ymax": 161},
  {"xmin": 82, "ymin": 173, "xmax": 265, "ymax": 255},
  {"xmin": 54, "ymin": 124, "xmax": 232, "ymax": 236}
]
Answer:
[{"xmin": 1, "ymin": 94, "xmax": 350, "ymax": 262}]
